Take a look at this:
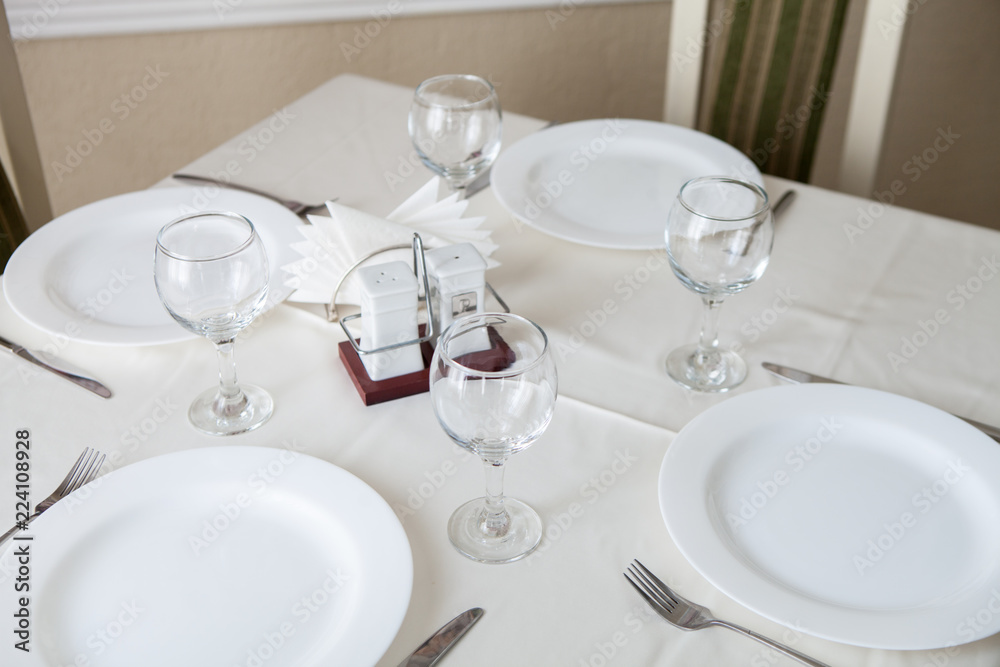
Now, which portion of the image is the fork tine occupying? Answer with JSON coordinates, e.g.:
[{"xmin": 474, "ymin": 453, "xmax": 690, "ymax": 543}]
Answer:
[
  {"xmin": 52, "ymin": 448, "xmax": 93, "ymax": 496},
  {"xmin": 628, "ymin": 563, "xmax": 677, "ymax": 612},
  {"xmin": 71, "ymin": 451, "xmax": 106, "ymax": 493},
  {"xmin": 633, "ymin": 560, "xmax": 680, "ymax": 607},
  {"xmin": 623, "ymin": 571, "xmax": 668, "ymax": 616}
]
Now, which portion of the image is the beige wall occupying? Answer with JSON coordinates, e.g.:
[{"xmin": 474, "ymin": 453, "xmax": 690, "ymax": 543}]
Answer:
[
  {"xmin": 9, "ymin": 4, "xmax": 671, "ymax": 228},
  {"xmin": 3, "ymin": 1, "xmax": 998, "ymax": 232},
  {"xmin": 873, "ymin": 0, "xmax": 1000, "ymax": 228}
]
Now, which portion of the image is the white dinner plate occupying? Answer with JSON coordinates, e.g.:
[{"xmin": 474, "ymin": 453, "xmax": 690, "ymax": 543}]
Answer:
[
  {"xmin": 490, "ymin": 119, "xmax": 763, "ymax": 249},
  {"xmin": 660, "ymin": 384, "xmax": 1000, "ymax": 650},
  {"xmin": 8, "ymin": 446, "xmax": 412, "ymax": 667},
  {"xmin": 3, "ymin": 188, "xmax": 303, "ymax": 346}
]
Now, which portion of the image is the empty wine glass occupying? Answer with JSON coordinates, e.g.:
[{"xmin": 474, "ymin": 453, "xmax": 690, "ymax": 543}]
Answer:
[
  {"xmin": 154, "ymin": 211, "xmax": 273, "ymax": 435},
  {"xmin": 665, "ymin": 176, "xmax": 773, "ymax": 392},
  {"xmin": 409, "ymin": 74, "xmax": 502, "ymax": 197},
  {"xmin": 429, "ymin": 313, "xmax": 557, "ymax": 564}
]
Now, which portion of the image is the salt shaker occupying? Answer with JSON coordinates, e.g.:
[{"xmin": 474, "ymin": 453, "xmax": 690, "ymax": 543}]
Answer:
[
  {"xmin": 425, "ymin": 243, "xmax": 487, "ymax": 336},
  {"xmin": 357, "ymin": 261, "xmax": 425, "ymax": 381}
]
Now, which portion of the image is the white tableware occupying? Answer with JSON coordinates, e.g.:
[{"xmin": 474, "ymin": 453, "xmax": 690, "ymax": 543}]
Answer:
[
  {"xmin": 490, "ymin": 119, "xmax": 763, "ymax": 249},
  {"xmin": 659, "ymin": 384, "xmax": 1000, "ymax": 650},
  {"xmin": 408, "ymin": 74, "xmax": 502, "ymax": 197},
  {"xmin": 3, "ymin": 188, "xmax": 302, "ymax": 346},
  {"xmin": 430, "ymin": 312, "xmax": 557, "ymax": 563},
  {"xmin": 664, "ymin": 176, "xmax": 773, "ymax": 392},
  {"xmin": 7, "ymin": 446, "xmax": 412, "ymax": 667},
  {"xmin": 155, "ymin": 212, "xmax": 273, "ymax": 435}
]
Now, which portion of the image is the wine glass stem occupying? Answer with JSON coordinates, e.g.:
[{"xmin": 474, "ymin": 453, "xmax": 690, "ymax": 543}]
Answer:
[
  {"xmin": 214, "ymin": 339, "xmax": 247, "ymax": 412},
  {"xmin": 481, "ymin": 459, "xmax": 510, "ymax": 537},
  {"xmin": 697, "ymin": 297, "xmax": 724, "ymax": 361}
]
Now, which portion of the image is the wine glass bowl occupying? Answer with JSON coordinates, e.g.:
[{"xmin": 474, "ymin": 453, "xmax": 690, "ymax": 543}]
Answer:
[
  {"xmin": 408, "ymin": 74, "xmax": 502, "ymax": 196},
  {"xmin": 154, "ymin": 211, "xmax": 273, "ymax": 435},
  {"xmin": 665, "ymin": 177, "xmax": 773, "ymax": 392},
  {"xmin": 430, "ymin": 313, "xmax": 557, "ymax": 564}
]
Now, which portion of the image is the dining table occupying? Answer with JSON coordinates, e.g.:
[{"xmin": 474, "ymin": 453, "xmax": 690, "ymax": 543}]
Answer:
[{"xmin": 2, "ymin": 72, "xmax": 1000, "ymax": 666}]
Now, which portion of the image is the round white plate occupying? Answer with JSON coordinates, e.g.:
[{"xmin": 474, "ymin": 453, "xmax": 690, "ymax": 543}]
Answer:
[
  {"xmin": 13, "ymin": 446, "xmax": 412, "ymax": 667},
  {"xmin": 490, "ymin": 119, "xmax": 763, "ymax": 249},
  {"xmin": 4, "ymin": 188, "xmax": 303, "ymax": 346},
  {"xmin": 660, "ymin": 384, "xmax": 1000, "ymax": 650}
]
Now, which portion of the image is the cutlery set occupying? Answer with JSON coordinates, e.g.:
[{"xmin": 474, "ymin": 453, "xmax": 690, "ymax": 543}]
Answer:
[
  {"xmin": 763, "ymin": 361, "xmax": 1000, "ymax": 442},
  {"xmin": 4, "ymin": 112, "xmax": 994, "ymax": 666},
  {"xmin": 624, "ymin": 560, "xmax": 831, "ymax": 667},
  {"xmin": 0, "ymin": 333, "xmax": 112, "ymax": 398},
  {"xmin": 397, "ymin": 608, "xmax": 483, "ymax": 667},
  {"xmin": 0, "ymin": 448, "xmax": 105, "ymax": 549},
  {"xmin": 171, "ymin": 173, "xmax": 333, "ymax": 216}
]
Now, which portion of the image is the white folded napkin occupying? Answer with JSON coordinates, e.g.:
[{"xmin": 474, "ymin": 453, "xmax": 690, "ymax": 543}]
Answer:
[{"xmin": 281, "ymin": 178, "xmax": 497, "ymax": 305}]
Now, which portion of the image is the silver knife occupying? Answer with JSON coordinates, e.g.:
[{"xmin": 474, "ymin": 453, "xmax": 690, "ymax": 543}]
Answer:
[
  {"xmin": 0, "ymin": 334, "xmax": 112, "ymax": 398},
  {"xmin": 397, "ymin": 608, "xmax": 483, "ymax": 667},
  {"xmin": 762, "ymin": 361, "xmax": 1000, "ymax": 443}
]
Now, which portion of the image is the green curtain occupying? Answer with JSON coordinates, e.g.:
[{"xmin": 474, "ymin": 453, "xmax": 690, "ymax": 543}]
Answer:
[
  {"xmin": 1, "ymin": 159, "xmax": 29, "ymax": 273},
  {"xmin": 699, "ymin": 0, "xmax": 850, "ymax": 182}
]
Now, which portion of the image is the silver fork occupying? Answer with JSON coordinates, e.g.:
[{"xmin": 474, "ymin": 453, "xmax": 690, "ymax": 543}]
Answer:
[
  {"xmin": 625, "ymin": 560, "xmax": 833, "ymax": 667},
  {"xmin": 0, "ymin": 448, "xmax": 106, "ymax": 548},
  {"xmin": 172, "ymin": 173, "xmax": 332, "ymax": 216}
]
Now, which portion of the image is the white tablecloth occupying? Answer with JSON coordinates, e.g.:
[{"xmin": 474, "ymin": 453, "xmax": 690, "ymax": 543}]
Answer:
[{"xmin": 2, "ymin": 74, "xmax": 1000, "ymax": 666}]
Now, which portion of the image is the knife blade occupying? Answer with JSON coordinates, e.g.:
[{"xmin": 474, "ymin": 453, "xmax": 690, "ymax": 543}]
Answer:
[
  {"xmin": 397, "ymin": 608, "xmax": 483, "ymax": 667},
  {"xmin": 762, "ymin": 361, "xmax": 1000, "ymax": 443},
  {"xmin": 0, "ymin": 334, "xmax": 112, "ymax": 398}
]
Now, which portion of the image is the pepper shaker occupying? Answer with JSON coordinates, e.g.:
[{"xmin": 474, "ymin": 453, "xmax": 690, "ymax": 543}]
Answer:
[
  {"xmin": 357, "ymin": 261, "xmax": 425, "ymax": 381},
  {"xmin": 425, "ymin": 243, "xmax": 487, "ymax": 337}
]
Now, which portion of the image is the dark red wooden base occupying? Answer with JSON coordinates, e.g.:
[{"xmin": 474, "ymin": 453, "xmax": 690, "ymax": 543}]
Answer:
[
  {"xmin": 338, "ymin": 325, "xmax": 514, "ymax": 406},
  {"xmin": 338, "ymin": 337, "xmax": 435, "ymax": 406}
]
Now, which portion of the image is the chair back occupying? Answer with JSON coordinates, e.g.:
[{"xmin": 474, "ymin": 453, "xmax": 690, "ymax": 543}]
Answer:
[
  {"xmin": 1, "ymin": 159, "xmax": 29, "ymax": 272},
  {"xmin": 696, "ymin": 0, "xmax": 850, "ymax": 182}
]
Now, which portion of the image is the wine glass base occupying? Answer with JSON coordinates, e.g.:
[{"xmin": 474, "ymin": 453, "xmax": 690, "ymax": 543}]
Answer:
[
  {"xmin": 188, "ymin": 384, "xmax": 273, "ymax": 436},
  {"xmin": 666, "ymin": 344, "xmax": 747, "ymax": 393},
  {"xmin": 447, "ymin": 497, "xmax": 542, "ymax": 564}
]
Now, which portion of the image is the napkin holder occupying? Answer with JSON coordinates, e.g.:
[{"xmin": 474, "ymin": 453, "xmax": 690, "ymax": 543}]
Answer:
[{"xmin": 329, "ymin": 234, "xmax": 509, "ymax": 406}]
